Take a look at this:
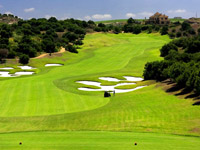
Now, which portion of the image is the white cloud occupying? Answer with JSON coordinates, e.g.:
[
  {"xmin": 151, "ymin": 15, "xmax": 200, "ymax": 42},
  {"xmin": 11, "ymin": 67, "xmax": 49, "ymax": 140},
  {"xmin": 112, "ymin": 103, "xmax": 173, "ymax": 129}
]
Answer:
[
  {"xmin": 92, "ymin": 14, "xmax": 112, "ymax": 20},
  {"xmin": 84, "ymin": 16, "xmax": 91, "ymax": 20},
  {"xmin": 138, "ymin": 12, "xmax": 154, "ymax": 17},
  {"xmin": 5, "ymin": 11, "xmax": 13, "ymax": 15},
  {"xmin": 45, "ymin": 15, "xmax": 56, "ymax": 19},
  {"xmin": 167, "ymin": 9, "xmax": 186, "ymax": 14},
  {"xmin": 126, "ymin": 13, "xmax": 136, "ymax": 18},
  {"xmin": 24, "ymin": 8, "xmax": 35, "ymax": 13}
]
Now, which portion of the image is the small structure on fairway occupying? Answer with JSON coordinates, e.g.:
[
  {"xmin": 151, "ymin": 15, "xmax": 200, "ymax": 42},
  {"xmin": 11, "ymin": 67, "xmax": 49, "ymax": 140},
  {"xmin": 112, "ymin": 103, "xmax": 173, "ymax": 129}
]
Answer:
[{"xmin": 104, "ymin": 91, "xmax": 111, "ymax": 97}]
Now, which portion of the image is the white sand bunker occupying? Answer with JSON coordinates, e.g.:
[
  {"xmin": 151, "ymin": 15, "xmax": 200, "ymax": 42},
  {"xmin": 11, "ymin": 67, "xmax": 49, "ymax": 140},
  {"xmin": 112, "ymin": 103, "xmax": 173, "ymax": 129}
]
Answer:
[
  {"xmin": 0, "ymin": 72, "xmax": 16, "ymax": 77},
  {"xmin": 99, "ymin": 76, "xmax": 143, "ymax": 82},
  {"xmin": 15, "ymin": 72, "xmax": 34, "ymax": 75},
  {"xmin": 45, "ymin": 64, "xmax": 63, "ymax": 67},
  {"xmin": 77, "ymin": 76, "xmax": 146, "ymax": 93},
  {"xmin": 18, "ymin": 66, "xmax": 36, "ymax": 70},
  {"xmin": 0, "ymin": 71, "xmax": 34, "ymax": 77},
  {"xmin": 99, "ymin": 77, "xmax": 121, "ymax": 82},
  {"xmin": 0, "ymin": 67, "xmax": 14, "ymax": 70}
]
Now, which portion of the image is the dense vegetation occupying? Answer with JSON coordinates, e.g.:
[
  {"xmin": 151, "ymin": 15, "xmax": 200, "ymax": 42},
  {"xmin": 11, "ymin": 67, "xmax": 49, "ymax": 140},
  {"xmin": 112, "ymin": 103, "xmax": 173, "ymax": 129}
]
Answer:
[
  {"xmin": 143, "ymin": 35, "xmax": 200, "ymax": 94},
  {"xmin": 0, "ymin": 13, "xmax": 198, "ymax": 64},
  {"xmin": 0, "ymin": 15, "xmax": 96, "ymax": 63}
]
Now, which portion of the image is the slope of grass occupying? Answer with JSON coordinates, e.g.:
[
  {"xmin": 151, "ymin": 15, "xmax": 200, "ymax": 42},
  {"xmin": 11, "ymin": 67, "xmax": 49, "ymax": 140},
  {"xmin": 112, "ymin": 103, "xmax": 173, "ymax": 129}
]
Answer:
[
  {"xmin": 0, "ymin": 33, "xmax": 169, "ymax": 117},
  {"xmin": 0, "ymin": 33, "xmax": 199, "ymax": 149},
  {"xmin": 0, "ymin": 131, "xmax": 200, "ymax": 150}
]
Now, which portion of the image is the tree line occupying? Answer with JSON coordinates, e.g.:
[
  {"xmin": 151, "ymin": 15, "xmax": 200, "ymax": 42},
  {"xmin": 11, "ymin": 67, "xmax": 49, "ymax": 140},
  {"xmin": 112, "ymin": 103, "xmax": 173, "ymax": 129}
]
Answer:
[
  {"xmin": 0, "ymin": 16, "xmax": 96, "ymax": 64},
  {"xmin": 143, "ymin": 36, "xmax": 200, "ymax": 94}
]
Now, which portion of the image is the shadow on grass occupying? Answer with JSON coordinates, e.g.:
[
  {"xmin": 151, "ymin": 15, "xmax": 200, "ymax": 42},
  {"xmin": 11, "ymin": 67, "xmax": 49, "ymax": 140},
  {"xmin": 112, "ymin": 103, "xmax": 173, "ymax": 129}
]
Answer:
[
  {"xmin": 166, "ymin": 84, "xmax": 183, "ymax": 93},
  {"xmin": 175, "ymin": 88, "xmax": 193, "ymax": 96},
  {"xmin": 193, "ymin": 101, "xmax": 200, "ymax": 106}
]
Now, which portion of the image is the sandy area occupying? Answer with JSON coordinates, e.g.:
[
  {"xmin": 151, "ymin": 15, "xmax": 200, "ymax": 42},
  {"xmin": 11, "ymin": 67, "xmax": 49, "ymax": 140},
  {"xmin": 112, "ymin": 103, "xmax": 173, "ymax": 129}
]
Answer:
[{"xmin": 33, "ymin": 47, "xmax": 65, "ymax": 59}]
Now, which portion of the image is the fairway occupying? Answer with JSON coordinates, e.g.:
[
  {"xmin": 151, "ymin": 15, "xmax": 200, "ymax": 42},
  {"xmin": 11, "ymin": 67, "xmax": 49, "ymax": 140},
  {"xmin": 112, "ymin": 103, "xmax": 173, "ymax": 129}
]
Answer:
[
  {"xmin": 0, "ymin": 33, "xmax": 169, "ymax": 117},
  {"xmin": 0, "ymin": 33, "xmax": 200, "ymax": 149}
]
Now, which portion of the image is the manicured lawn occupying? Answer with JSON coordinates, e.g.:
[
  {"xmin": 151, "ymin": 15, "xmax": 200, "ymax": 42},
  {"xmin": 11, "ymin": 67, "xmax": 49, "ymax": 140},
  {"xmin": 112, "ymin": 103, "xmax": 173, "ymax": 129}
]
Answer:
[
  {"xmin": 0, "ymin": 33, "xmax": 169, "ymax": 117},
  {"xmin": 0, "ymin": 131, "xmax": 200, "ymax": 150},
  {"xmin": 0, "ymin": 33, "xmax": 199, "ymax": 149}
]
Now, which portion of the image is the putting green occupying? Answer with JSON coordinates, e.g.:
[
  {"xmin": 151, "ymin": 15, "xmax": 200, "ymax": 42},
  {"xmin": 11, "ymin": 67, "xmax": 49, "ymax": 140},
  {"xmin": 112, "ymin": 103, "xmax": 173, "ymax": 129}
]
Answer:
[
  {"xmin": 0, "ymin": 131, "xmax": 200, "ymax": 150},
  {"xmin": 0, "ymin": 33, "xmax": 169, "ymax": 117}
]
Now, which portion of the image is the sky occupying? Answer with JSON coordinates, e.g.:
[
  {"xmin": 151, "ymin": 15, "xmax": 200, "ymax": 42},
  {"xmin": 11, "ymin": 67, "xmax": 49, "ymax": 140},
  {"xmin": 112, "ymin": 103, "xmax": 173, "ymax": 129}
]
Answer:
[{"xmin": 0, "ymin": 0, "xmax": 199, "ymax": 20}]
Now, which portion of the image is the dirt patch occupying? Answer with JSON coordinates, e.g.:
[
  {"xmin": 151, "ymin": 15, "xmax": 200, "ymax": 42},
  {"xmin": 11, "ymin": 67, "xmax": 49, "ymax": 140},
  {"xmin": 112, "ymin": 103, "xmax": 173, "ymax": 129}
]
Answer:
[
  {"xmin": 190, "ymin": 128, "xmax": 200, "ymax": 134},
  {"xmin": 32, "ymin": 47, "xmax": 65, "ymax": 59}
]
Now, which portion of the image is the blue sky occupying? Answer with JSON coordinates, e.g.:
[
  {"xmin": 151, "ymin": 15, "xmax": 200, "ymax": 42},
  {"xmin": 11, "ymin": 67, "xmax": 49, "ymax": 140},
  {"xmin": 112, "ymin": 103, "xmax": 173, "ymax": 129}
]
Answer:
[{"xmin": 0, "ymin": 0, "xmax": 199, "ymax": 20}]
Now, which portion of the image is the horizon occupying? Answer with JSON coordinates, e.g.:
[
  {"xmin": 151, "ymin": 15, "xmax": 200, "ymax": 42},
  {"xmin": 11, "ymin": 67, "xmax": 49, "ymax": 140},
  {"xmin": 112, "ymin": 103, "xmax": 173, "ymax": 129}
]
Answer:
[{"xmin": 0, "ymin": 0, "xmax": 199, "ymax": 21}]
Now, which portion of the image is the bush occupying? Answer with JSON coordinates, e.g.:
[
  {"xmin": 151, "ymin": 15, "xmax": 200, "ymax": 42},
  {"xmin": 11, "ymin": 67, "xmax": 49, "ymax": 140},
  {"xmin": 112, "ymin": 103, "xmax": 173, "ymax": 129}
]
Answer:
[
  {"xmin": 19, "ymin": 54, "xmax": 29, "ymax": 64},
  {"xmin": 176, "ymin": 32, "xmax": 182, "ymax": 37},
  {"xmin": 133, "ymin": 25, "xmax": 141, "ymax": 34},
  {"xmin": 160, "ymin": 42, "xmax": 178, "ymax": 57},
  {"xmin": 65, "ymin": 44, "xmax": 78, "ymax": 53},
  {"xmin": 160, "ymin": 26, "xmax": 168, "ymax": 35}
]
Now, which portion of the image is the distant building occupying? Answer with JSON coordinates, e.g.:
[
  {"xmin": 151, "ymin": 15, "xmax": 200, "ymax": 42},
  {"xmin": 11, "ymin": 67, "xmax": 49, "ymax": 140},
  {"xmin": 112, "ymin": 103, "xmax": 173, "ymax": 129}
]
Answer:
[{"xmin": 146, "ymin": 12, "xmax": 170, "ymax": 25}]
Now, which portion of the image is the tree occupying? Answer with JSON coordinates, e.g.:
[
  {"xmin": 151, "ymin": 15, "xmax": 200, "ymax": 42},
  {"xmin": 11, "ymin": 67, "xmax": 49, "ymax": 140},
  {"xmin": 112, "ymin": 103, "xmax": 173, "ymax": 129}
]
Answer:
[
  {"xmin": 19, "ymin": 54, "xmax": 29, "ymax": 64},
  {"xmin": 176, "ymin": 32, "xmax": 182, "ymax": 37},
  {"xmin": 181, "ymin": 21, "xmax": 191, "ymax": 31},
  {"xmin": 133, "ymin": 25, "xmax": 141, "ymax": 34},
  {"xmin": 143, "ymin": 60, "xmax": 170, "ymax": 81},
  {"xmin": 127, "ymin": 18, "xmax": 135, "ymax": 24},
  {"xmin": 48, "ymin": 17, "xmax": 57, "ymax": 23},
  {"xmin": 41, "ymin": 38, "xmax": 56, "ymax": 53},
  {"xmin": 65, "ymin": 44, "xmax": 78, "ymax": 53},
  {"xmin": 98, "ymin": 23, "xmax": 106, "ymax": 28},
  {"xmin": 62, "ymin": 32, "xmax": 78, "ymax": 42},
  {"xmin": 0, "ymin": 49, "xmax": 8, "ymax": 63},
  {"xmin": 186, "ymin": 40, "xmax": 200, "ymax": 53},
  {"xmin": 160, "ymin": 26, "xmax": 168, "ymax": 35},
  {"xmin": 160, "ymin": 42, "xmax": 178, "ymax": 57}
]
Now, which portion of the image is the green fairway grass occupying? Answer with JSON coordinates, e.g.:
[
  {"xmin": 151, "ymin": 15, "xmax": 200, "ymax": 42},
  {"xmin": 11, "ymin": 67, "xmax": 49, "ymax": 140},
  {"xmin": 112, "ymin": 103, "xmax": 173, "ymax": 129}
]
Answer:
[
  {"xmin": 0, "ymin": 131, "xmax": 200, "ymax": 150},
  {"xmin": 0, "ymin": 33, "xmax": 199, "ymax": 149},
  {"xmin": 0, "ymin": 33, "xmax": 169, "ymax": 117}
]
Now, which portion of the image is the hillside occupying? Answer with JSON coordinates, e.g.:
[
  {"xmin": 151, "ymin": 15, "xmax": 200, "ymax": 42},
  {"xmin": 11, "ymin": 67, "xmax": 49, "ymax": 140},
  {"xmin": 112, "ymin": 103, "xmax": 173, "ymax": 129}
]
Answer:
[
  {"xmin": 0, "ymin": 14, "xmax": 20, "ymax": 24},
  {"xmin": 0, "ymin": 33, "xmax": 200, "ymax": 149}
]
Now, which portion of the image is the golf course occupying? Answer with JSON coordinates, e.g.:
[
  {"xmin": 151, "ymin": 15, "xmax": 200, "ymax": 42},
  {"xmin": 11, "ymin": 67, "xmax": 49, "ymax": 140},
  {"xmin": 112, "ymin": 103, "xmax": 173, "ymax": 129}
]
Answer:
[{"xmin": 0, "ymin": 33, "xmax": 200, "ymax": 149}]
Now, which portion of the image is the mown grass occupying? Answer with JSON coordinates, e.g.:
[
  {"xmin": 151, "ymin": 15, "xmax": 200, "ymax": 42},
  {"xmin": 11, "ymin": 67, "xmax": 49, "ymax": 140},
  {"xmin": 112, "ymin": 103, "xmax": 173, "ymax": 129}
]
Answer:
[
  {"xmin": 0, "ymin": 33, "xmax": 199, "ymax": 149},
  {"xmin": 0, "ymin": 131, "xmax": 200, "ymax": 150},
  {"xmin": 115, "ymin": 80, "xmax": 154, "ymax": 89}
]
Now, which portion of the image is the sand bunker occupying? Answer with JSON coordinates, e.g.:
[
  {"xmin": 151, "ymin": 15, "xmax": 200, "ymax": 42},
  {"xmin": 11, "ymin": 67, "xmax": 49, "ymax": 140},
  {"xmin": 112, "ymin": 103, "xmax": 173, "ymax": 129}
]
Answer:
[
  {"xmin": 15, "ymin": 72, "xmax": 34, "ymax": 75},
  {"xmin": 0, "ymin": 71, "xmax": 34, "ymax": 77},
  {"xmin": 99, "ymin": 76, "xmax": 143, "ymax": 82},
  {"xmin": 18, "ymin": 66, "xmax": 36, "ymax": 70},
  {"xmin": 0, "ymin": 72, "xmax": 16, "ymax": 77},
  {"xmin": 99, "ymin": 77, "xmax": 121, "ymax": 82},
  {"xmin": 77, "ymin": 77, "xmax": 146, "ymax": 93},
  {"xmin": 0, "ymin": 67, "xmax": 14, "ymax": 70},
  {"xmin": 45, "ymin": 64, "xmax": 63, "ymax": 67}
]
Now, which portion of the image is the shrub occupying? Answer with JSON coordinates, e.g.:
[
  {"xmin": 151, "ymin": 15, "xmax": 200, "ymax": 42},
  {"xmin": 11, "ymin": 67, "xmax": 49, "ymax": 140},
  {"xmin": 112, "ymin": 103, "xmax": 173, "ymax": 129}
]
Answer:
[{"xmin": 19, "ymin": 54, "xmax": 29, "ymax": 64}]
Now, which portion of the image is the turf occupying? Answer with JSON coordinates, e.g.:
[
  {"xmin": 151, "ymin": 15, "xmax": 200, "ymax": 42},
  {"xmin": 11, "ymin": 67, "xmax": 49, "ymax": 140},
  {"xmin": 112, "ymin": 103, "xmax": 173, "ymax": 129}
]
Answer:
[
  {"xmin": 0, "ymin": 33, "xmax": 169, "ymax": 117},
  {"xmin": 0, "ymin": 33, "xmax": 199, "ymax": 149},
  {"xmin": 0, "ymin": 131, "xmax": 200, "ymax": 150}
]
